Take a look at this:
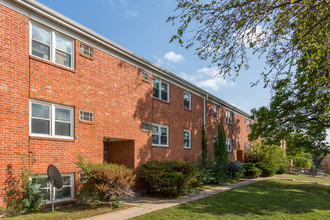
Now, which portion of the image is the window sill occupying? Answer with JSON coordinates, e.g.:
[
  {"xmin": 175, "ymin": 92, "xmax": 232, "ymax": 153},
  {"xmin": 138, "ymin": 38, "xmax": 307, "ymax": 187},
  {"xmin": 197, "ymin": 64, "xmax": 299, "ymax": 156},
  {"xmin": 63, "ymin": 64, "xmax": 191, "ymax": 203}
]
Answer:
[
  {"xmin": 79, "ymin": 53, "xmax": 94, "ymax": 61},
  {"xmin": 79, "ymin": 120, "xmax": 93, "ymax": 125},
  {"xmin": 152, "ymin": 145, "xmax": 169, "ymax": 148},
  {"xmin": 29, "ymin": 55, "xmax": 76, "ymax": 73},
  {"xmin": 184, "ymin": 108, "xmax": 191, "ymax": 112},
  {"xmin": 152, "ymin": 97, "xmax": 170, "ymax": 105},
  {"xmin": 184, "ymin": 147, "xmax": 192, "ymax": 150},
  {"xmin": 29, "ymin": 136, "xmax": 75, "ymax": 142},
  {"xmin": 142, "ymin": 79, "xmax": 150, "ymax": 83},
  {"xmin": 141, "ymin": 129, "xmax": 150, "ymax": 132}
]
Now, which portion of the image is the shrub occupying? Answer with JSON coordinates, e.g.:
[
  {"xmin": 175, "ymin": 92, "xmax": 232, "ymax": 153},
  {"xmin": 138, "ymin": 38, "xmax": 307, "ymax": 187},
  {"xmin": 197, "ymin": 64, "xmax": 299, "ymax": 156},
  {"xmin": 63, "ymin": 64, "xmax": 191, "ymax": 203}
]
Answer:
[
  {"xmin": 256, "ymin": 162, "xmax": 276, "ymax": 177},
  {"xmin": 319, "ymin": 155, "xmax": 330, "ymax": 174},
  {"xmin": 276, "ymin": 165, "xmax": 287, "ymax": 174},
  {"xmin": 245, "ymin": 143, "xmax": 288, "ymax": 173},
  {"xmin": 232, "ymin": 167, "xmax": 245, "ymax": 180},
  {"xmin": 243, "ymin": 163, "xmax": 262, "ymax": 178},
  {"xmin": 139, "ymin": 160, "xmax": 199, "ymax": 198},
  {"xmin": 293, "ymin": 153, "xmax": 313, "ymax": 169},
  {"xmin": 76, "ymin": 156, "xmax": 135, "ymax": 207}
]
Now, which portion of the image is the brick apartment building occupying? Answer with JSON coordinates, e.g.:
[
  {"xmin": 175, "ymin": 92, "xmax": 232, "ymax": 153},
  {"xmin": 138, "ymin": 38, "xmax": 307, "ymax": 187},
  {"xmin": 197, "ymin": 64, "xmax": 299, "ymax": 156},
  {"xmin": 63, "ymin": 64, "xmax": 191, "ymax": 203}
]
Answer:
[{"xmin": 0, "ymin": 0, "xmax": 253, "ymax": 205}]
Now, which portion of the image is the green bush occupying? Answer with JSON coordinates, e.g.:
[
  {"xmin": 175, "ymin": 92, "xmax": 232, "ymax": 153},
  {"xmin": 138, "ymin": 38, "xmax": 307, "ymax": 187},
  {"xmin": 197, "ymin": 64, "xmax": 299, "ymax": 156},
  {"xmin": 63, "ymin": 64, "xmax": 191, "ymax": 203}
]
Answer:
[
  {"xmin": 256, "ymin": 162, "xmax": 276, "ymax": 177},
  {"xmin": 232, "ymin": 167, "xmax": 245, "ymax": 180},
  {"xmin": 276, "ymin": 165, "xmax": 287, "ymax": 174},
  {"xmin": 76, "ymin": 157, "xmax": 135, "ymax": 207},
  {"xmin": 243, "ymin": 163, "xmax": 262, "ymax": 178},
  {"xmin": 245, "ymin": 143, "xmax": 288, "ymax": 173},
  {"xmin": 293, "ymin": 153, "xmax": 313, "ymax": 169},
  {"xmin": 139, "ymin": 160, "xmax": 199, "ymax": 198}
]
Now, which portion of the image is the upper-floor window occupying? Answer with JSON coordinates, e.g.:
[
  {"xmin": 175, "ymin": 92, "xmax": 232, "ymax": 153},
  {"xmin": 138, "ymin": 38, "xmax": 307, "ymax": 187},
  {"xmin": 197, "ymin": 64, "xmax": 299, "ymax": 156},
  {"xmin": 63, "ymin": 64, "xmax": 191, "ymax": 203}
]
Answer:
[
  {"xmin": 245, "ymin": 141, "xmax": 251, "ymax": 152},
  {"xmin": 153, "ymin": 78, "xmax": 169, "ymax": 102},
  {"xmin": 246, "ymin": 119, "xmax": 251, "ymax": 130},
  {"xmin": 184, "ymin": 91, "xmax": 191, "ymax": 110},
  {"xmin": 80, "ymin": 43, "xmax": 93, "ymax": 58},
  {"xmin": 226, "ymin": 138, "xmax": 232, "ymax": 152},
  {"xmin": 152, "ymin": 123, "xmax": 169, "ymax": 146},
  {"xmin": 213, "ymin": 105, "xmax": 219, "ymax": 119},
  {"xmin": 226, "ymin": 111, "xmax": 233, "ymax": 124},
  {"xmin": 31, "ymin": 22, "xmax": 74, "ymax": 68},
  {"xmin": 183, "ymin": 130, "xmax": 191, "ymax": 149},
  {"xmin": 30, "ymin": 99, "xmax": 74, "ymax": 139}
]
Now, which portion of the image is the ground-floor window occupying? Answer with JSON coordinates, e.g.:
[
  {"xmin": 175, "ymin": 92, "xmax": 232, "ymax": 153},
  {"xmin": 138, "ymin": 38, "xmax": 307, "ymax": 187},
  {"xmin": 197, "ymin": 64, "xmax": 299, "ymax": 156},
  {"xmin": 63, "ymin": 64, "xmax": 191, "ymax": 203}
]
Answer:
[
  {"xmin": 152, "ymin": 123, "xmax": 169, "ymax": 147},
  {"xmin": 30, "ymin": 173, "xmax": 74, "ymax": 203},
  {"xmin": 226, "ymin": 138, "xmax": 232, "ymax": 152}
]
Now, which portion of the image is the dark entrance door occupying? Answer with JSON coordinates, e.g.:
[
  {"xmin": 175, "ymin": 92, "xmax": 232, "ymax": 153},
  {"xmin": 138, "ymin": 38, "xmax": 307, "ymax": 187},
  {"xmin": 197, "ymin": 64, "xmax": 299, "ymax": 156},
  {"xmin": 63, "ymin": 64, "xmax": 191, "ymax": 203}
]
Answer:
[{"xmin": 237, "ymin": 150, "xmax": 243, "ymax": 162}]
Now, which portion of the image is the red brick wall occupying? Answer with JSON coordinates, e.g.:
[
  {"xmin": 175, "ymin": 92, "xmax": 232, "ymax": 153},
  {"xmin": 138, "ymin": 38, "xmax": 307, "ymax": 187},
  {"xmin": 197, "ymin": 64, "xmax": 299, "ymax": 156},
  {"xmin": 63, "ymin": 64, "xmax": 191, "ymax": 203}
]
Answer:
[{"xmin": 0, "ymin": 4, "xmax": 252, "ymax": 205}]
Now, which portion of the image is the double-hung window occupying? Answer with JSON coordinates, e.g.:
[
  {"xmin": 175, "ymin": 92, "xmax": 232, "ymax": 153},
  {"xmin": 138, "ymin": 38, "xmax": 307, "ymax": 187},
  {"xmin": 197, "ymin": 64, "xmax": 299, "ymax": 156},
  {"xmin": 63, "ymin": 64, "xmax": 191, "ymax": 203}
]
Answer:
[
  {"xmin": 30, "ymin": 173, "xmax": 74, "ymax": 204},
  {"xmin": 245, "ymin": 142, "xmax": 251, "ymax": 152},
  {"xmin": 30, "ymin": 100, "xmax": 74, "ymax": 139},
  {"xmin": 226, "ymin": 111, "xmax": 233, "ymax": 124},
  {"xmin": 213, "ymin": 105, "xmax": 219, "ymax": 119},
  {"xmin": 246, "ymin": 119, "xmax": 251, "ymax": 130},
  {"xmin": 226, "ymin": 138, "xmax": 232, "ymax": 152},
  {"xmin": 153, "ymin": 78, "xmax": 169, "ymax": 102},
  {"xmin": 152, "ymin": 124, "xmax": 168, "ymax": 146},
  {"xmin": 31, "ymin": 22, "xmax": 74, "ymax": 68},
  {"xmin": 183, "ymin": 130, "xmax": 191, "ymax": 149},
  {"xmin": 183, "ymin": 92, "xmax": 191, "ymax": 110}
]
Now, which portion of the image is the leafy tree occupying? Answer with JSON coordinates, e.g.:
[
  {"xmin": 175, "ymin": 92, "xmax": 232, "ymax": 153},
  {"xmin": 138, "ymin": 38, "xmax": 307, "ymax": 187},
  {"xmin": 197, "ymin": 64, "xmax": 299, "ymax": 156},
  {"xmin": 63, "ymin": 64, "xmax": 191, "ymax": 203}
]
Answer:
[
  {"xmin": 214, "ymin": 118, "xmax": 229, "ymax": 182},
  {"xmin": 293, "ymin": 153, "xmax": 313, "ymax": 170},
  {"xmin": 169, "ymin": 0, "xmax": 330, "ymax": 152}
]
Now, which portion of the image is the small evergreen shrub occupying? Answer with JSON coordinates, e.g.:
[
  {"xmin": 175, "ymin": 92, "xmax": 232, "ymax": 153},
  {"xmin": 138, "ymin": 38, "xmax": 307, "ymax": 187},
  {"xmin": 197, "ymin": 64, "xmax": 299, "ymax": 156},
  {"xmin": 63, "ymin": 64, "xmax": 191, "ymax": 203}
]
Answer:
[
  {"xmin": 256, "ymin": 162, "xmax": 276, "ymax": 177},
  {"xmin": 243, "ymin": 163, "xmax": 262, "ymax": 178},
  {"xmin": 139, "ymin": 160, "xmax": 199, "ymax": 198},
  {"xmin": 76, "ymin": 156, "xmax": 135, "ymax": 207},
  {"xmin": 232, "ymin": 167, "xmax": 245, "ymax": 180}
]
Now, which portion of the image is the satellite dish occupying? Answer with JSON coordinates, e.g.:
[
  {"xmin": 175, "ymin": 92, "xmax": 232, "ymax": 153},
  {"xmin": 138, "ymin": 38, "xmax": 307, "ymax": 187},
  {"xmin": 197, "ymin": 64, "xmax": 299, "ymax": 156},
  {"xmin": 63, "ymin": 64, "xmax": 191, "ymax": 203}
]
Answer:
[
  {"xmin": 47, "ymin": 165, "xmax": 63, "ymax": 212},
  {"xmin": 47, "ymin": 165, "xmax": 63, "ymax": 189}
]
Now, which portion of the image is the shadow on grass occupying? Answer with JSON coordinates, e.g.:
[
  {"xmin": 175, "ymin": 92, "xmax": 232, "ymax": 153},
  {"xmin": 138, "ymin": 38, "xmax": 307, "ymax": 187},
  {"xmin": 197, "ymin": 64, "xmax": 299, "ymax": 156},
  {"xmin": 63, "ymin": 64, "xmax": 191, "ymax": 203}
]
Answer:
[{"xmin": 175, "ymin": 180, "xmax": 330, "ymax": 217}]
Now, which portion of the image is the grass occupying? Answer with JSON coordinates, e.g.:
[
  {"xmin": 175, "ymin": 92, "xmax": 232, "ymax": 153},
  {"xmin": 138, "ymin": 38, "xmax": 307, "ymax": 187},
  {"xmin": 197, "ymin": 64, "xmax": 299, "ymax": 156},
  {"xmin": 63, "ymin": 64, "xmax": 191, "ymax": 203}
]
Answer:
[
  {"xmin": 4, "ymin": 203, "xmax": 131, "ymax": 220},
  {"xmin": 273, "ymin": 174, "xmax": 330, "ymax": 185},
  {"xmin": 132, "ymin": 176, "xmax": 330, "ymax": 220}
]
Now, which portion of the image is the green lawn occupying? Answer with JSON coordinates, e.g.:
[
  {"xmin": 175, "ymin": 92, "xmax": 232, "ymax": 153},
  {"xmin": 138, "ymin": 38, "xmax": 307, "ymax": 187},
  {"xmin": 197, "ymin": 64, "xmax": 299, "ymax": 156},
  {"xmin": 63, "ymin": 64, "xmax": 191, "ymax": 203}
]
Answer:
[
  {"xmin": 132, "ymin": 176, "xmax": 330, "ymax": 220},
  {"xmin": 4, "ymin": 204, "xmax": 131, "ymax": 220}
]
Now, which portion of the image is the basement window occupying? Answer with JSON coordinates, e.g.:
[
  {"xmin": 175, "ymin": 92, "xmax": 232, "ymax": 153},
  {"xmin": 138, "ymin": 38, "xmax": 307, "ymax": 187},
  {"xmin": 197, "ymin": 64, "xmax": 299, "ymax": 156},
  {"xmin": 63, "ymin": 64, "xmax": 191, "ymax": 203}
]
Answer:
[
  {"xmin": 80, "ymin": 110, "xmax": 93, "ymax": 122},
  {"xmin": 80, "ymin": 43, "xmax": 93, "ymax": 58},
  {"xmin": 30, "ymin": 173, "xmax": 74, "ymax": 204}
]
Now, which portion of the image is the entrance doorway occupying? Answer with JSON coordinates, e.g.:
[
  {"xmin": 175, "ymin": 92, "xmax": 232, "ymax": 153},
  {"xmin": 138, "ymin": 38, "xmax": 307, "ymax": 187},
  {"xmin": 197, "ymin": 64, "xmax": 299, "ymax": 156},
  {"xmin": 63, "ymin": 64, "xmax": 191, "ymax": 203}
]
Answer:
[
  {"xmin": 237, "ymin": 150, "xmax": 243, "ymax": 162},
  {"xmin": 103, "ymin": 137, "xmax": 135, "ymax": 169}
]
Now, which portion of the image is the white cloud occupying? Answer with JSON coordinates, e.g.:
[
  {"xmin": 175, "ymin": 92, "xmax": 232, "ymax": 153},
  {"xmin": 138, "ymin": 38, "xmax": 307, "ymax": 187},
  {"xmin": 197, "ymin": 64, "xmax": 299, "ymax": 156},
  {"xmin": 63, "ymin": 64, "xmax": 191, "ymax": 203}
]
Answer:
[
  {"xmin": 179, "ymin": 72, "xmax": 202, "ymax": 82},
  {"xmin": 196, "ymin": 77, "xmax": 235, "ymax": 91},
  {"xmin": 164, "ymin": 51, "xmax": 184, "ymax": 63},
  {"xmin": 153, "ymin": 55, "xmax": 164, "ymax": 65},
  {"xmin": 126, "ymin": 10, "xmax": 138, "ymax": 17},
  {"xmin": 197, "ymin": 67, "xmax": 220, "ymax": 77}
]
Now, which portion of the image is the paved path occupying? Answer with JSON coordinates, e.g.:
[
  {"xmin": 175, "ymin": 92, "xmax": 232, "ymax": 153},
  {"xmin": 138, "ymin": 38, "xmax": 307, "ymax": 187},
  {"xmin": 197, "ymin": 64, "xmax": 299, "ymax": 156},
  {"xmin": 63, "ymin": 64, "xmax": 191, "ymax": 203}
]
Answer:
[{"xmin": 82, "ymin": 178, "xmax": 268, "ymax": 220}]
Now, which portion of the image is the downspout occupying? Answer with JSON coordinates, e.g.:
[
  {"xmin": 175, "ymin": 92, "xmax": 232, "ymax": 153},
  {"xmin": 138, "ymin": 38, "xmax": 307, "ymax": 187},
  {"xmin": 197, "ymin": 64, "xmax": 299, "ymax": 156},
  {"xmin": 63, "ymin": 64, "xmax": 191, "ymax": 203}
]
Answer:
[{"xmin": 203, "ymin": 93, "xmax": 208, "ymax": 127}]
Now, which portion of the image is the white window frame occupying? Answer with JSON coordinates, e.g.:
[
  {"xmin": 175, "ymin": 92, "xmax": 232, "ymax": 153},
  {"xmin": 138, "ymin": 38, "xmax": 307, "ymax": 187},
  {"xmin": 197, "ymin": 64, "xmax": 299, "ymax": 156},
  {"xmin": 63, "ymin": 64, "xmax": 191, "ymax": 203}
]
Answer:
[
  {"xmin": 152, "ymin": 123, "xmax": 169, "ymax": 147},
  {"xmin": 183, "ymin": 91, "xmax": 191, "ymax": 110},
  {"xmin": 213, "ymin": 135, "xmax": 217, "ymax": 145},
  {"xmin": 183, "ymin": 129, "xmax": 191, "ymax": 149},
  {"xmin": 245, "ymin": 141, "xmax": 251, "ymax": 152},
  {"xmin": 226, "ymin": 138, "xmax": 232, "ymax": 152},
  {"xmin": 226, "ymin": 111, "xmax": 233, "ymax": 124},
  {"xmin": 246, "ymin": 119, "xmax": 251, "ymax": 130},
  {"xmin": 153, "ymin": 78, "xmax": 169, "ymax": 102},
  {"xmin": 213, "ymin": 105, "xmax": 219, "ymax": 119},
  {"xmin": 30, "ymin": 21, "xmax": 75, "ymax": 69},
  {"xmin": 79, "ymin": 110, "xmax": 93, "ymax": 122},
  {"xmin": 29, "ymin": 99, "xmax": 74, "ymax": 139},
  {"xmin": 30, "ymin": 173, "xmax": 74, "ymax": 204}
]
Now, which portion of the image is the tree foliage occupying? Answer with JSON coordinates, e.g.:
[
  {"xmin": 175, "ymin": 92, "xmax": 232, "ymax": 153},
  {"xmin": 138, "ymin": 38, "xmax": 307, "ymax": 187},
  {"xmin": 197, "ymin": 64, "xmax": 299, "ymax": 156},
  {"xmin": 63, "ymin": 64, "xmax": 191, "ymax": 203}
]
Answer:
[
  {"xmin": 168, "ymin": 0, "xmax": 330, "ymax": 152},
  {"xmin": 214, "ymin": 118, "xmax": 229, "ymax": 182},
  {"xmin": 202, "ymin": 126, "xmax": 208, "ymax": 166}
]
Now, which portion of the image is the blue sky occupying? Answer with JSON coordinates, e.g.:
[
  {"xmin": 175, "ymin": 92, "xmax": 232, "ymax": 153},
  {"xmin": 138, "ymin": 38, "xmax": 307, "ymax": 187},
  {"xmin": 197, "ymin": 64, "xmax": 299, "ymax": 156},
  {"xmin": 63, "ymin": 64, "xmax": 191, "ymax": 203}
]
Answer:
[{"xmin": 37, "ymin": 0, "xmax": 271, "ymax": 114}]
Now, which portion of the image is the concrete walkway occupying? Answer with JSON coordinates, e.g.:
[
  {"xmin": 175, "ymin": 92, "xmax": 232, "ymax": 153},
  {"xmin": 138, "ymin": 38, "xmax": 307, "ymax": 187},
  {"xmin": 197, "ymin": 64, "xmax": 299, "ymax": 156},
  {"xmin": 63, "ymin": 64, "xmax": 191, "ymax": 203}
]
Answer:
[{"xmin": 83, "ymin": 178, "xmax": 267, "ymax": 220}]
